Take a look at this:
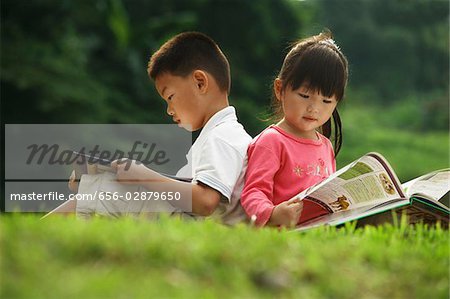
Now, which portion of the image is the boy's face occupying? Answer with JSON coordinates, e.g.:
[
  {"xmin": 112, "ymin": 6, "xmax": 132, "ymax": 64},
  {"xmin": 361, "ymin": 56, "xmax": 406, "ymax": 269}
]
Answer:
[{"xmin": 155, "ymin": 72, "xmax": 207, "ymax": 131}]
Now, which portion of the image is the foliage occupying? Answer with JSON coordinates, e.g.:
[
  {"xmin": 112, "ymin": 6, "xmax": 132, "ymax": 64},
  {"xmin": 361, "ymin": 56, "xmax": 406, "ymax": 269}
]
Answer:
[
  {"xmin": 315, "ymin": 0, "xmax": 449, "ymax": 96},
  {"xmin": 337, "ymin": 104, "xmax": 450, "ymax": 182},
  {"xmin": 1, "ymin": 215, "xmax": 449, "ymax": 298},
  {"xmin": 1, "ymin": 0, "xmax": 300, "ymax": 134},
  {"xmin": 2, "ymin": 0, "xmax": 448, "ymax": 134}
]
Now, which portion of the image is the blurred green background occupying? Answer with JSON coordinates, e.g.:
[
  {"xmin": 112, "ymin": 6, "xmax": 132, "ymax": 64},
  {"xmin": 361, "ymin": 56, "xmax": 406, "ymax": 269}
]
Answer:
[{"xmin": 1, "ymin": 0, "xmax": 449, "ymax": 181}]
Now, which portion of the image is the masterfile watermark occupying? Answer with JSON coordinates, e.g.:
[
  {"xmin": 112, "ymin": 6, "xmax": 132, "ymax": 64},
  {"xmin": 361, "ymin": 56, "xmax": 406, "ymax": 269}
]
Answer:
[
  {"xmin": 6, "ymin": 124, "xmax": 190, "ymax": 180},
  {"xmin": 26, "ymin": 141, "xmax": 170, "ymax": 170},
  {"xmin": 5, "ymin": 124, "xmax": 192, "ymax": 212}
]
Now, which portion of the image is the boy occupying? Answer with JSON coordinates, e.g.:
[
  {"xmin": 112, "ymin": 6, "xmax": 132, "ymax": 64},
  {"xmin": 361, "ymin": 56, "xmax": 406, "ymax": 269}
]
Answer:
[
  {"xmin": 113, "ymin": 31, "xmax": 251, "ymax": 224},
  {"xmin": 48, "ymin": 32, "xmax": 251, "ymax": 225}
]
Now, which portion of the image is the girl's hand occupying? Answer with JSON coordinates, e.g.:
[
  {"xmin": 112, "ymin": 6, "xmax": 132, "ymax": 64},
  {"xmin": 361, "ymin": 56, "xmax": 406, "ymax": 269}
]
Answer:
[
  {"xmin": 268, "ymin": 197, "xmax": 303, "ymax": 228},
  {"xmin": 111, "ymin": 159, "xmax": 148, "ymax": 184}
]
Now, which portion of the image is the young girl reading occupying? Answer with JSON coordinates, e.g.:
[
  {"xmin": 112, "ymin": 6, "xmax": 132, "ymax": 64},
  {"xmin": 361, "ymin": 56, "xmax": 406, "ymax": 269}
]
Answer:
[{"xmin": 241, "ymin": 31, "xmax": 349, "ymax": 227}]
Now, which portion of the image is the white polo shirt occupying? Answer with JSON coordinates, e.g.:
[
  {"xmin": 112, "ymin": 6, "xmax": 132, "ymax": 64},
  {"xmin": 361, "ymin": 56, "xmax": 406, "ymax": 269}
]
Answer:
[{"xmin": 176, "ymin": 106, "xmax": 252, "ymax": 225}]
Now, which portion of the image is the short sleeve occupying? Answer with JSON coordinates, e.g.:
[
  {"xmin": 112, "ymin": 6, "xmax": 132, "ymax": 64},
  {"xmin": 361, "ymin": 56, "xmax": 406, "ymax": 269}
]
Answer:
[{"xmin": 194, "ymin": 135, "xmax": 246, "ymax": 201}]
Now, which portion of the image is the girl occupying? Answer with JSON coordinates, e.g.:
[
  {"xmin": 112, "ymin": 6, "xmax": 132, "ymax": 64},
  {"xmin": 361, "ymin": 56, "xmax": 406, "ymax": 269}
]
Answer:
[{"xmin": 241, "ymin": 31, "xmax": 349, "ymax": 227}]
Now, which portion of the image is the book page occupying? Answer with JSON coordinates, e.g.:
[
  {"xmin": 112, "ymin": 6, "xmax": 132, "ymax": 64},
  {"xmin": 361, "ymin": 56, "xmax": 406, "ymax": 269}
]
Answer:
[
  {"xmin": 296, "ymin": 198, "xmax": 410, "ymax": 231},
  {"xmin": 71, "ymin": 151, "xmax": 192, "ymax": 182},
  {"xmin": 72, "ymin": 151, "xmax": 115, "ymax": 179},
  {"xmin": 76, "ymin": 172, "xmax": 178, "ymax": 219},
  {"xmin": 402, "ymin": 170, "xmax": 450, "ymax": 203},
  {"xmin": 293, "ymin": 153, "xmax": 405, "ymax": 213}
]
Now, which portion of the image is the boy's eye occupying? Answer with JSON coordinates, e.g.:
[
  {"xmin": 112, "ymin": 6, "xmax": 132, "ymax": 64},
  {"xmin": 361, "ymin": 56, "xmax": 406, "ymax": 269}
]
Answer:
[
  {"xmin": 323, "ymin": 99, "xmax": 333, "ymax": 104},
  {"xmin": 168, "ymin": 94, "xmax": 174, "ymax": 101},
  {"xmin": 298, "ymin": 93, "xmax": 309, "ymax": 99}
]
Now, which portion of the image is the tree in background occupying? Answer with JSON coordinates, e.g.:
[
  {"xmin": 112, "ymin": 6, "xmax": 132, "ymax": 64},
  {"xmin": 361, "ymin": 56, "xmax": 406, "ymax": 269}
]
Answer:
[
  {"xmin": 315, "ymin": 0, "xmax": 449, "ymax": 131},
  {"xmin": 1, "ymin": 0, "xmax": 302, "ymax": 136},
  {"xmin": 1, "ymin": 0, "xmax": 448, "ymax": 134}
]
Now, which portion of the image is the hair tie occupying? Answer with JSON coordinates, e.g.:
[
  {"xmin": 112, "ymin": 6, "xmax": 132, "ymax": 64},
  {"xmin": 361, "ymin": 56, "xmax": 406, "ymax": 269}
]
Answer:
[{"xmin": 319, "ymin": 39, "xmax": 341, "ymax": 52}]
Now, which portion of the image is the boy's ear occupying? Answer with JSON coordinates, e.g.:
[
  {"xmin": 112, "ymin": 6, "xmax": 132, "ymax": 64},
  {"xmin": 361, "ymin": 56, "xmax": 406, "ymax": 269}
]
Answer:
[
  {"xmin": 274, "ymin": 78, "xmax": 283, "ymax": 101},
  {"xmin": 192, "ymin": 70, "xmax": 208, "ymax": 94}
]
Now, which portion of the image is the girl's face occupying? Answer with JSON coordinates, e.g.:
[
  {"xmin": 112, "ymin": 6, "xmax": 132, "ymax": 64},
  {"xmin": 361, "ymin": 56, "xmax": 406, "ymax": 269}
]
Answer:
[{"xmin": 274, "ymin": 79, "xmax": 337, "ymax": 139}]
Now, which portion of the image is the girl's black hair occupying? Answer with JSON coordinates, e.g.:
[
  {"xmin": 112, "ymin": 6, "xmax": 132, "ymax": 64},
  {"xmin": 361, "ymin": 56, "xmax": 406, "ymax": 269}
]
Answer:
[
  {"xmin": 271, "ymin": 30, "xmax": 348, "ymax": 156},
  {"xmin": 322, "ymin": 110, "xmax": 342, "ymax": 155}
]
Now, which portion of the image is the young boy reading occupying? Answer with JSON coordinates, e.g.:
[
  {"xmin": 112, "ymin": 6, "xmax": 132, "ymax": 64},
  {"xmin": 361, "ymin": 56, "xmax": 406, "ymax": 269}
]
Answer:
[{"xmin": 47, "ymin": 32, "xmax": 251, "ymax": 225}]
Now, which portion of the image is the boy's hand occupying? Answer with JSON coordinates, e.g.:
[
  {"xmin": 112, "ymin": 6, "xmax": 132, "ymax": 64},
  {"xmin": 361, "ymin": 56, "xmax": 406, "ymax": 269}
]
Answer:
[
  {"xmin": 111, "ymin": 159, "xmax": 149, "ymax": 184},
  {"xmin": 268, "ymin": 197, "xmax": 303, "ymax": 228},
  {"xmin": 68, "ymin": 170, "xmax": 79, "ymax": 192}
]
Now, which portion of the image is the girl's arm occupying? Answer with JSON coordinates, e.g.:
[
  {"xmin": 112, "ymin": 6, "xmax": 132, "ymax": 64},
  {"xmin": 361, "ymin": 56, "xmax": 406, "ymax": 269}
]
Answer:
[
  {"xmin": 241, "ymin": 142, "xmax": 303, "ymax": 228},
  {"xmin": 241, "ymin": 144, "xmax": 281, "ymax": 226}
]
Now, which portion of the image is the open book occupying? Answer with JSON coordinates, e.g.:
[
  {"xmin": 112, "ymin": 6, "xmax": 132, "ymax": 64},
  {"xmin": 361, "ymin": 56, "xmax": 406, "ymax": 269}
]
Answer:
[
  {"xmin": 71, "ymin": 151, "xmax": 192, "ymax": 182},
  {"xmin": 58, "ymin": 151, "xmax": 193, "ymax": 218},
  {"xmin": 294, "ymin": 152, "xmax": 449, "ymax": 231}
]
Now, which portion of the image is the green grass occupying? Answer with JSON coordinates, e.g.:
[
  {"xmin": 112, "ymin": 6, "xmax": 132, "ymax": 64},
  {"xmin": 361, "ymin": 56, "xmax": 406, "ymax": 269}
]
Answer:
[{"xmin": 1, "ymin": 215, "xmax": 449, "ymax": 299}]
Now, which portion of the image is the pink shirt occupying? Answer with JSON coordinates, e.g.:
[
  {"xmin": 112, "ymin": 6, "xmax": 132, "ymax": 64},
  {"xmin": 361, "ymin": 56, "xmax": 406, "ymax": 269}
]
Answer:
[{"xmin": 241, "ymin": 125, "xmax": 336, "ymax": 226}]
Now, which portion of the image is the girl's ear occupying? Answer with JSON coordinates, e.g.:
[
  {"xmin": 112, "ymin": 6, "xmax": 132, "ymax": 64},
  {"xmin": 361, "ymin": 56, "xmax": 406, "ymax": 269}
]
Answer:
[
  {"xmin": 274, "ymin": 78, "xmax": 283, "ymax": 101},
  {"xmin": 192, "ymin": 70, "xmax": 209, "ymax": 94}
]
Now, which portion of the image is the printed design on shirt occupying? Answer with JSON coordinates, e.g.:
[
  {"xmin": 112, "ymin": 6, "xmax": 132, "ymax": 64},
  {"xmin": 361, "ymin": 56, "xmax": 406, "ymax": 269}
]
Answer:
[
  {"xmin": 293, "ymin": 158, "xmax": 330, "ymax": 178},
  {"xmin": 293, "ymin": 165, "xmax": 303, "ymax": 177}
]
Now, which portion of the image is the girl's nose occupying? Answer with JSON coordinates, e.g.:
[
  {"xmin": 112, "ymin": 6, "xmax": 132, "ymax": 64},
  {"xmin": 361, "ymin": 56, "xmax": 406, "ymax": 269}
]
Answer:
[
  {"xmin": 307, "ymin": 103, "xmax": 318, "ymax": 113},
  {"xmin": 167, "ymin": 106, "xmax": 174, "ymax": 116}
]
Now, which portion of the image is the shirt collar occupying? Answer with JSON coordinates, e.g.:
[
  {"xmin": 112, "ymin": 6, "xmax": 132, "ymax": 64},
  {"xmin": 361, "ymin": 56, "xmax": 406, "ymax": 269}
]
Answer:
[{"xmin": 196, "ymin": 106, "xmax": 237, "ymax": 142}]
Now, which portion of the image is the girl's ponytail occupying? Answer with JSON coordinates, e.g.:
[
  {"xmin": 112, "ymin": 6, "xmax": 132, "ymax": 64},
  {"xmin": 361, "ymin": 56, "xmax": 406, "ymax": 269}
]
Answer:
[{"xmin": 321, "ymin": 109, "xmax": 342, "ymax": 157}]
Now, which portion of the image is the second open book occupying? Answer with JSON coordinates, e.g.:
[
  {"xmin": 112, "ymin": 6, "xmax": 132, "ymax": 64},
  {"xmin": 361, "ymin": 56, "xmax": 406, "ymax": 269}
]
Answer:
[{"xmin": 294, "ymin": 152, "xmax": 449, "ymax": 231}]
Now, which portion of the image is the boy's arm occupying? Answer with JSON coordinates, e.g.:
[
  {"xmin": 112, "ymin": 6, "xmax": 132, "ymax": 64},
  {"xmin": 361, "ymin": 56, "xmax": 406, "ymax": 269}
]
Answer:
[
  {"xmin": 113, "ymin": 160, "xmax": 221, "ymax": 216},
  {"xmin": 190, "ymin": 182, "xmax": 221, "ymax": 216}
]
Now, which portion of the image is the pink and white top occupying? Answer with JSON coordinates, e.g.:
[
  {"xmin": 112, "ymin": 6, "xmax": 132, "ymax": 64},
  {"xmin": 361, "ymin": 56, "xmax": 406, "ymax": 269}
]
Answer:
[{"xmin": 241, "ymin": 125, "xmax": 336, "ymax": 226}]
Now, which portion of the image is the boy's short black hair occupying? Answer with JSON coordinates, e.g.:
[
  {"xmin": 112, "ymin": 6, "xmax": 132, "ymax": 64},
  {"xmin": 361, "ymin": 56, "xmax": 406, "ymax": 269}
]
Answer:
[{"xmin": 148, "ymin": 32, "xmax": 231, "ymax": 94}]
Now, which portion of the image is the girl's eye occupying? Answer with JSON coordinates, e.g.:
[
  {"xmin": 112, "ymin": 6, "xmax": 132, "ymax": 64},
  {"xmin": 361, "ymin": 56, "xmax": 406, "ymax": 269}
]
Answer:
[
  {"xmin": 168, "ymin": 94, "xmax": 174, "ymax": 101},
  {"xmin": 323, "ymin": 99, "xmax": 333, "ymax": 104},
  {"xmin": 298, "ymin": 93, "xmax": 309, "ymax": 99}
]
